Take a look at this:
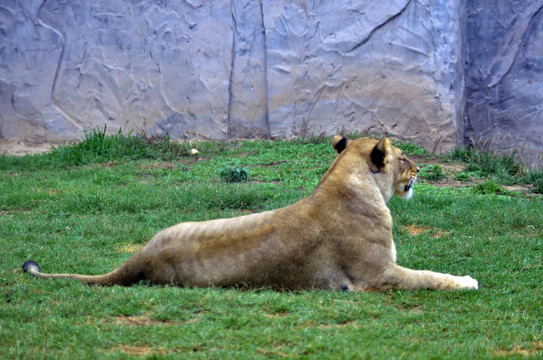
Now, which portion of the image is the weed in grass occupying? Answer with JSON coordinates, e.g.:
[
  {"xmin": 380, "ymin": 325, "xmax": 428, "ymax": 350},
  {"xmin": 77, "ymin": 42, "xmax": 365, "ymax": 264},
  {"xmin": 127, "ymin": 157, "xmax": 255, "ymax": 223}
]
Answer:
[
  {"xmin": 219, "ymin": 165, "xmax": 249, "ymax": 183},
  {"xmin": 454, "ymin": 172, "xmax": 471, "ymax": 182},
  {"xmin": 473, "ymin": 180, "xmax": 508, "ymax": 195},
  {"xmin": 420, "ymin": 164, "xmax": 446, "ymax": 181}
]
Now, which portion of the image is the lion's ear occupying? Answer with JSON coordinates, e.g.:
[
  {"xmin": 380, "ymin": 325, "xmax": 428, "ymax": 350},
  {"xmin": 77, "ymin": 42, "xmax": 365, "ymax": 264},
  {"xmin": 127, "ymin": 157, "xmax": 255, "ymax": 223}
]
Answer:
[
  {"xmin": 370, "ymin": 138, "xmax": 390, "ymax": 172},
  {"xmin": 331, "ymin": 135, "xmax": 348, "ymax": 154}
]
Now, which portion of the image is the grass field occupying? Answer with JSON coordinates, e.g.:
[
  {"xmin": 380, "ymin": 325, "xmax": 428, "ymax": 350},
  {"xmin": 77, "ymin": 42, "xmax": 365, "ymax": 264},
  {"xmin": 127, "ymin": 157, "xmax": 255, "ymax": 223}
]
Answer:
[{"xmin": 1, "ymin": 131, "xmax": 542, "ymax": 359}]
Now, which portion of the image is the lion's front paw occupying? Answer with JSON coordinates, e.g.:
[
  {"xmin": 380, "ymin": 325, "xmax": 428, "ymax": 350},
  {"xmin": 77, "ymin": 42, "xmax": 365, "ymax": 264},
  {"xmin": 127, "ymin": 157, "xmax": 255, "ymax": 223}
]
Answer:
[{"xmin": 458, "ymin": 275, "xmax": 478, "ymax": 290}]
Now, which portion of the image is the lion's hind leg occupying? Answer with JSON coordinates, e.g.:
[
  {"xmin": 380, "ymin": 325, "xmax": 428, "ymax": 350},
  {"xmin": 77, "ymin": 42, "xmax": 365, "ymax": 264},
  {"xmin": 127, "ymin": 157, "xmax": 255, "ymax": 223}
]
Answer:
[{"xmin": 382, "ymin": 265, "xmax": 478, "ymax": 291}]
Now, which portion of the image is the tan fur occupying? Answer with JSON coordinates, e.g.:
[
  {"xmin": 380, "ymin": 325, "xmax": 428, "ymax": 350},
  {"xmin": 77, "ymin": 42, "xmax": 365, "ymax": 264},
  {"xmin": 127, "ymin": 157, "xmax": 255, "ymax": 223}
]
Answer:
[{"xmin": 23, "ymin": 137, "xmax": 478, "ymax": 291}]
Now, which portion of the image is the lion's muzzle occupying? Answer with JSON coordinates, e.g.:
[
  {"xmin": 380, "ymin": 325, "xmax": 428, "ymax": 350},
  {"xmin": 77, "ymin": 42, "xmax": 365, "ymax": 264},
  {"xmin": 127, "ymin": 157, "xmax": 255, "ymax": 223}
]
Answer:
[{"xmin": 404, "ymin": 176, "xmax": 416, "ymax": 192}]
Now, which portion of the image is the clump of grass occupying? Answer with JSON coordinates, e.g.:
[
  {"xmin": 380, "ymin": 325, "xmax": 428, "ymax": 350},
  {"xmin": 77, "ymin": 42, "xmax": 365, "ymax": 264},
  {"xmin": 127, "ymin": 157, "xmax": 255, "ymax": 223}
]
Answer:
[
  {"xmin": 392, "ymin": 139, "xmax": 428, "ymax": 156},
  {"xmin": 454, "ymin": 172, "xmax": 471, "ymax": 182},
  {"xmin": 220, "ymin": 165, "xmax": 249, "ymax": 183},
  {"xmin": 450, "ymin": 146, "xmax": 543, "ymax": 194},
  {"xmin": 51, "ymin": 126, "xmax": 192, "ymax": 165},
  {"xmin": 473, "ymin": 180, "xmax": 508, "ymax": 195},
  {"xmin": 0, "ymin": 127, "xmax": 193, "ymax": 170},
  {"xmin": 525, "ymin": 170, "xmax": 543, "ymax": 194},
  {"xmin": 420, "ymin": 164, "xmax": 446, "ymax": 181},
  {"xmin": 449, "ymin": 147, "xmax": 521, "ymax": 180}
]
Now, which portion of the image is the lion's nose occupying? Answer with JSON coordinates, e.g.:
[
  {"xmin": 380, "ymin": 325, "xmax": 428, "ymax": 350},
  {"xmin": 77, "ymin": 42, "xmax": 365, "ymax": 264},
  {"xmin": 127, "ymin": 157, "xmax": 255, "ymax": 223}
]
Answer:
[{"xmin": 416, "ymin": 166, "xmax": 420, "ymax": 173}]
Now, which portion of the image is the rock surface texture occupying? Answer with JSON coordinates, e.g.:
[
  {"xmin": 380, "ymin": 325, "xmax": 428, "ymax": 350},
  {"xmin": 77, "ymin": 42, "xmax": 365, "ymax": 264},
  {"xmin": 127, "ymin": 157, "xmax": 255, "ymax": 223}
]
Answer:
[
  {"xmin": 465, "ymin": 0, "xmax": 543, "ymax": 167},
  {"xmin": 1, "ymin": 0, "xmax": 542, "ymax": 164}
]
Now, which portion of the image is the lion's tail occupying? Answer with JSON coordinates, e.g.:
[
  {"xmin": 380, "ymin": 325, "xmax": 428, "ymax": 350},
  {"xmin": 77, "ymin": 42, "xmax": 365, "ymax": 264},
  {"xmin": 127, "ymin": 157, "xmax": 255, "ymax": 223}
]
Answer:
[{"xmin": 22, "ymin": 259, "xmax": 143, "ymax": 286}]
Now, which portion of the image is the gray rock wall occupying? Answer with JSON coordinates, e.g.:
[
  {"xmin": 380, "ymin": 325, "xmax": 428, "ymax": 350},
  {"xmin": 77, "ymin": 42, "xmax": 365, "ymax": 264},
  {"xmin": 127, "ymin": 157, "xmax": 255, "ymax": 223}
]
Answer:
[
  {"xmin": 1, "ymin": 0, "xmax": 542, "ymax": 164},
  {"xmin": 465, "ymin": 0, "xmax": 543, "ymax": 167},
  {"xmin": 264, "ymin": 0, "xmax": 465, "ymax": 153}
]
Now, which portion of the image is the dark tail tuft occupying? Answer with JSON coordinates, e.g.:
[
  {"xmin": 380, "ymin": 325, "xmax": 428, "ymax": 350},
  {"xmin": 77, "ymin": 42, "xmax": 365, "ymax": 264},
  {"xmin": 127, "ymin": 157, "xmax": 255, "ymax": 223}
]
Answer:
[{"xmin": 23, "ymin": 260, "xmax": 41, "ymax": 274}]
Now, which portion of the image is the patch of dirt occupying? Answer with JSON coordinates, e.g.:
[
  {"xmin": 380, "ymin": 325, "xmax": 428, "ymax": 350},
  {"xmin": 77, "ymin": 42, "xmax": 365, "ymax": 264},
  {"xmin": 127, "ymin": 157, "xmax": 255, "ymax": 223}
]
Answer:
[
  {"xmin": 113, "ymin": 314, "xmax": 173, "ymax": 327},
  {"xmin": 140, "ymin": 161, "xmax": 178, "ymax": 170},
  {"xmin": 503, "ymin": 184, "xmax": 531, "ymax": 193},
  {"xmin": 0, "ymin": 138, "xmax": 58, "ymax": 156},
  {"xmin": 116, "ymin": 243, "xmax": 144, "ymax": 253},
  {"xmin": 432, "ymin": 229, "xmax": 450, "ymax": 239},
  {"xmin": 409, "ymin": 154, "xmax": 538, "ymax": 196},
  {"xmin": 404, "ymin": 224, "xmax": 430, "ymax": 236},
  {"xmin": 263, "ymin": 160, "xmax": 287, "ymax": 167},
  {"xmin": 256, "ymin": 347, "xmax": 292, "ymax": 357},
  {"xmin": 318, "ymin": 321, "xmax": 360, "ymax": 329},
  {"xmin": 264, "ymin": 312, "xmax": 289, "ymax": 319},
  {"xmin": 110, "ymin": 312, "xmax": 203, "ymax": 327},
  {"xmin": 109, "ymin": 344, "xmax": 167, "ymax": 356},
  {"xmin": 404, "ymin": 225, "xmax": 450, "ymax": 239},
  {"xmin": 493, "ymin": 341, "xmax": 543, "ymax": 357}
]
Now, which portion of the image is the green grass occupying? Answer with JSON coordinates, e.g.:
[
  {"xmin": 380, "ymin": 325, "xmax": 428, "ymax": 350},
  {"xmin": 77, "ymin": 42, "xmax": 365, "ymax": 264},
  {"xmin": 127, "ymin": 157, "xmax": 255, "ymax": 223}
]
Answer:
[
  {"xmin": 1, "ymin": 133, "xmax": 542, "ymax": 359},
  {"xmin": 219, "ymin": 165, "xmax": 249, "ymax": 183},
  {"xmin": 419, "ymin": 164, "xmax": 446, "ymax": 182},
  {"xmin": 0, "ymin": 126, "xmax": 194, "ymax": 170},
  {"xmin": 449, "ymin": 147, "xmax": 543, "ymax": 193}
]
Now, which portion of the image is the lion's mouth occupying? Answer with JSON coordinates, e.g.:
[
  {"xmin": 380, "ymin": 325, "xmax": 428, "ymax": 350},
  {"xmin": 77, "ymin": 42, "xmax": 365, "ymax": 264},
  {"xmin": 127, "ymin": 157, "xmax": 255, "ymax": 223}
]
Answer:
[{"xmin": 404, "ymin": 177, "xmax": 416, "ymax": 192}]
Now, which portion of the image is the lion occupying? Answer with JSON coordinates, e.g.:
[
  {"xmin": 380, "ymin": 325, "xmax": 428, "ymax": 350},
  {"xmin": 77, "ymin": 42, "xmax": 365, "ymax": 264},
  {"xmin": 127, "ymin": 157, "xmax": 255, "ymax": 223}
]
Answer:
[{"xmin": 23, "ymin": 136, "xmax": 478, "ymax": 291}]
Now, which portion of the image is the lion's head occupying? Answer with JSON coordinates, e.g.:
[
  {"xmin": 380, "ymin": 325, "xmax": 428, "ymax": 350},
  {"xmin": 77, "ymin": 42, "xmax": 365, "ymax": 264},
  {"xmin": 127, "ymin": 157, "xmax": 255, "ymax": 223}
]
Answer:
[{"xmin": 330, "ymin": 135, "xmax": 420, "ymax": 202}]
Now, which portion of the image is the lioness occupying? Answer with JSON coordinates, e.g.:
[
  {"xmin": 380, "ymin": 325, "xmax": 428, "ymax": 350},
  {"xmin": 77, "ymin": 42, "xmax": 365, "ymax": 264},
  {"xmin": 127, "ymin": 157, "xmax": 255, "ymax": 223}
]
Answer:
[{"xmin": 23, "ymin": 136, "xmax": 478, "ymax": 291}]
